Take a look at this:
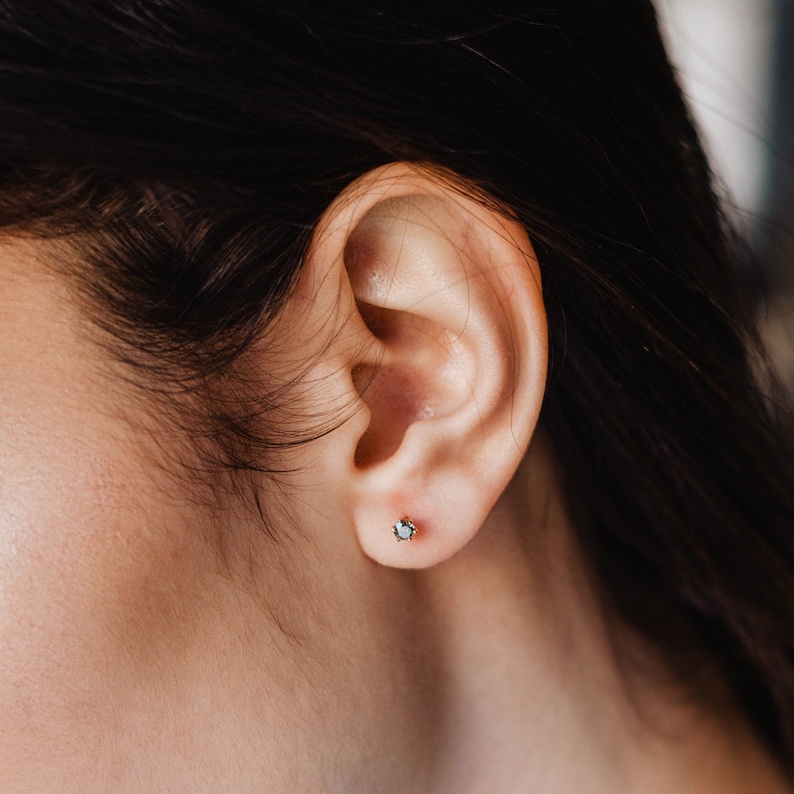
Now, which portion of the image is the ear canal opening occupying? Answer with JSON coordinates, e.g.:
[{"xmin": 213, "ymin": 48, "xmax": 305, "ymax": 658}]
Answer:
[
  {"xmin": 352, "ymin": 300, "xmax": 468, "ymax": 469},
  {"xmin": 352, "ymin": 359, "xmax": 417, "ymax": 468}
]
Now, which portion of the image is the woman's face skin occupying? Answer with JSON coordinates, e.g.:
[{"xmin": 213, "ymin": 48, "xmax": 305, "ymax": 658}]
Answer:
[
  {"xmin": 0, "ymin": 238, "xmax": 449, "ymax": 790},
  {"xmin": 0, "ymin": 225, "xmax": 790, "ymax": 792}
]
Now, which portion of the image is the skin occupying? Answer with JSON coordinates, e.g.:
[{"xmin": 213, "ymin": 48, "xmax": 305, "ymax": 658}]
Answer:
[{"xmin": 0, "ymin": 219, "xmax": 791, "ymax": 791}]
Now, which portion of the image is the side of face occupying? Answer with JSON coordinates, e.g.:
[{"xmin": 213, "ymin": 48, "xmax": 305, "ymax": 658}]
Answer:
[{"xmin": 0, "ymin": 164, "xmax": 547, "ymax": 789}]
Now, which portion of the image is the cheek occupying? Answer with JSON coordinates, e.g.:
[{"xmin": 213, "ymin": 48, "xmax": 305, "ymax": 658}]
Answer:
[
  {"xmin": 0, "ymin": 302, "xmax": 214, "ymax": 765},
  {"xmin": 3, "ymin": 422, "xmax": 172, "ymax": 643},
  {"xmin": 0, "ymin": 402, "xmax": 205, "ymax": 744}
]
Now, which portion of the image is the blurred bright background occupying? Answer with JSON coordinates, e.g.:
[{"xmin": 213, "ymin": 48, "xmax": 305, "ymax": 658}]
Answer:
[{"xmin": 657, "ymin": 0, "xmax": 794, "ymax": 394}]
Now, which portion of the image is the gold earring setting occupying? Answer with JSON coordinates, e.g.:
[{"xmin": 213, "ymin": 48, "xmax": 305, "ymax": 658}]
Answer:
[{"xmin": 392, "ymin": 518, "xmax": 417, "ymax": 542}]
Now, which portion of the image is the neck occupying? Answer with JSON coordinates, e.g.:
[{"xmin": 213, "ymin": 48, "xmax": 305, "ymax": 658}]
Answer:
[{"xmin": 412, "ymin": 434, "xmax": 790, "ymax": 793}]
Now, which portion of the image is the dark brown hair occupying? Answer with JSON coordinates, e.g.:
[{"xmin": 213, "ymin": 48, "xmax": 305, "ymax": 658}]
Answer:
[{"xmin": 1, "ymin": 0, "xmax": 793, "ymax": 773}]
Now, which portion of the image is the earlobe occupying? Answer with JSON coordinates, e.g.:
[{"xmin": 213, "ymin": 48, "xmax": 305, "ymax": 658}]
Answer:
[{"xmin": 298, "ymin": 163, "xmax": 547, "ymax": 569}]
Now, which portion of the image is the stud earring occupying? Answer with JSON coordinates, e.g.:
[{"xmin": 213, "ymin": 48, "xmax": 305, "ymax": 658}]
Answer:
[{"xmin": 392, "ymin": 517, "xmax": 417, "ymax": 542}]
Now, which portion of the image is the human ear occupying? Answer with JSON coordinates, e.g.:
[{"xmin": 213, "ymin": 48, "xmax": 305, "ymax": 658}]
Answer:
[{"xmin": 290, "ymin": 163, "xmax": 547, "ymax": 569}]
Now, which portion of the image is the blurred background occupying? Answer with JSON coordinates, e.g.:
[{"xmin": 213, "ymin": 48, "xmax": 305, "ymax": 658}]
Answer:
[{"xmin": 657, "ymin": 0, "xmax": 794, "ymax": 395}]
